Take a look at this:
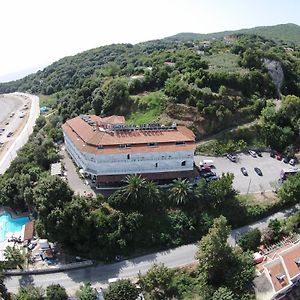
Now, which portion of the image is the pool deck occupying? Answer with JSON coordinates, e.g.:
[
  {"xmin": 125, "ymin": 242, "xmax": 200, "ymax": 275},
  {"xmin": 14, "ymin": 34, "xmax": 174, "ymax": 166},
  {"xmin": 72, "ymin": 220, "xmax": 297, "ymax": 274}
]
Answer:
[
  {"xmin": 0, "ymin": 207, "xmax": 31, "ymax": 219},
  {"xmin": 0, "ymin": 207, "xmax": 34, "ymax": 261}
]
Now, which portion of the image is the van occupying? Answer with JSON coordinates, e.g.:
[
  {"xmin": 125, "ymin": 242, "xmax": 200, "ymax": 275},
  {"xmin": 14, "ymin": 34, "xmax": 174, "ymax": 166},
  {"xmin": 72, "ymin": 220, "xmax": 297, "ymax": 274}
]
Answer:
[{"xmin": 200, "ymin": 160, "xmax": 214, "ymax": 167}]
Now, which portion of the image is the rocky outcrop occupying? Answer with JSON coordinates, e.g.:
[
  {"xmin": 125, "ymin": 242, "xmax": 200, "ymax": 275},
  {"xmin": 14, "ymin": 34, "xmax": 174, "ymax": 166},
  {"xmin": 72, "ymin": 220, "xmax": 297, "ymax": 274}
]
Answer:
[{"xmin": 263, "ymin": 58, "xmax": 284, "ymax": 98}]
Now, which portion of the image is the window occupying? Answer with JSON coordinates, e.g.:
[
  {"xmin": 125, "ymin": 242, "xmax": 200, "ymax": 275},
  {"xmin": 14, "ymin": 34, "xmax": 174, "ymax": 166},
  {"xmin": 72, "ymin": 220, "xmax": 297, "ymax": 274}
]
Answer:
[
  {"xmin": 127, "ymin": 154, "xmax": 130, "ymax": 160},
  {"xmin": 97, "ymin": 145, "xmax": 104, "ymax": 149},
  {"xmin": 181, "ymin": 160, "xmax": 186, "ymax": 166},
  {"xmin": 120, "ymin": 144, "xmax": 132, "ymax": 149},
  {"xmin": 155, "ymin": 163, "xmax": 158, "ymax": 168},
  {"xmin": 148, "ymin": 142, "xmax": 158, "ymax": 147},
  {"xmin": 176, "ymin": 141, "xmax": 186, "ymax": 145}
]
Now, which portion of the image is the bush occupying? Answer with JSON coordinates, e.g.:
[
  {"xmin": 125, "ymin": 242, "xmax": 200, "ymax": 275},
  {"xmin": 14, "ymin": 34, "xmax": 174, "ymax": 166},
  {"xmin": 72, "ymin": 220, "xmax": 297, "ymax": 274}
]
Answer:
[
  {"xmin": 238, "ymin": 229, "xmax": 261, "ymax": 251},
  {"xmin": 105, "ymin": 279, "xmax": 138, "ymax": 300}
]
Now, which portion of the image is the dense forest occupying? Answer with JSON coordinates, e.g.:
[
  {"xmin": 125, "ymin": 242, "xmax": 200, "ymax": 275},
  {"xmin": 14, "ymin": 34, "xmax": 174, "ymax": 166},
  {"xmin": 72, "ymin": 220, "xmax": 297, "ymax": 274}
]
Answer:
[{"xmin": 0, "ymin": 30, "xmax": 299, "ymax": 149}]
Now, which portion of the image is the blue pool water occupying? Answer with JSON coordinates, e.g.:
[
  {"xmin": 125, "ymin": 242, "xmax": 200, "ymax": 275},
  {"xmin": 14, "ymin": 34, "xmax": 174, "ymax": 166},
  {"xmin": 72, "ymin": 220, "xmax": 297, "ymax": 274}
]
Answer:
[{"xmin": 0, "ymin": 212, "xmax": 29, "ymax": 242}]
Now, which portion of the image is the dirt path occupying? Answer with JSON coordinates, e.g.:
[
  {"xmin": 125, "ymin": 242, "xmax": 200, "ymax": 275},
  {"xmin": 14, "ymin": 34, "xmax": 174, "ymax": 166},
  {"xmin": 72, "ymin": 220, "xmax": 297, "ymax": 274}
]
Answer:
[{"xmin": 197, "ymin": 119, "xmax": 258, "ymax": 145}]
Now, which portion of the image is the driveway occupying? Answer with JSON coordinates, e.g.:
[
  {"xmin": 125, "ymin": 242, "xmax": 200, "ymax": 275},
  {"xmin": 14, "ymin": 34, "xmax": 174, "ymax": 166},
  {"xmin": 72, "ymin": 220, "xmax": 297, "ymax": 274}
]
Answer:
[
  {"xmin": 60, "ymin": 146, "xmax": 95, "ymax": 197},
  {"xmin": 194, "ymin": 153, "xmax": 298, "ymax": 194},
  {"xmin": 4, "ymin": 204, "xmax": 299, "ymax": 295}
]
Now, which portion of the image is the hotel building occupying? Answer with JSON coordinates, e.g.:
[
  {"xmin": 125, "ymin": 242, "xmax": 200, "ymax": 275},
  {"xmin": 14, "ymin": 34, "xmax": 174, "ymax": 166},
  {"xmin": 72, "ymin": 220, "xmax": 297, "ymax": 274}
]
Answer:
[{"xmin": 62, "ymin": 115, "xmax": 197, "ymax": 187}]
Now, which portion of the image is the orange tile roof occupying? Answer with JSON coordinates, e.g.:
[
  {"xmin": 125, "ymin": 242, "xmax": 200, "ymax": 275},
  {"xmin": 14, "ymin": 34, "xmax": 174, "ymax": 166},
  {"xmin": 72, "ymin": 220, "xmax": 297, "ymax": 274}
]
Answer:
[
  {"xmin": 264, "ymin": 259, "xmax": 291, "ymax": 292},
  {"xmin": 62, "ymin": 115, "xmax": 196, "ymax": 154},
  {"xmin": 280, "ymin": 243, "xmax": 300, "ymax": 280}
]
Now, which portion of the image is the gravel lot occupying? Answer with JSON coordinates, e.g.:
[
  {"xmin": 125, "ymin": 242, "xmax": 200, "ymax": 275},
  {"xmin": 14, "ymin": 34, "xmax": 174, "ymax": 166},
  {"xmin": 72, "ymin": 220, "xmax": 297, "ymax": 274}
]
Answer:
[{"xmin": 195, "ymin": 152, "xmax": 299, "ymax": 194}]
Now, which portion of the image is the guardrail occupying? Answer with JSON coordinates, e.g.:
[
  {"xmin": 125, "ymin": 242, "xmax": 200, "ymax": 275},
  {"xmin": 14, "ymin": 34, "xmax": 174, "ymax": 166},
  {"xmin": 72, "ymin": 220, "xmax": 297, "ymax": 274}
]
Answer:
[{"xmin": 3, "ymin": 260, "xmax": 94, "ymax": 276}]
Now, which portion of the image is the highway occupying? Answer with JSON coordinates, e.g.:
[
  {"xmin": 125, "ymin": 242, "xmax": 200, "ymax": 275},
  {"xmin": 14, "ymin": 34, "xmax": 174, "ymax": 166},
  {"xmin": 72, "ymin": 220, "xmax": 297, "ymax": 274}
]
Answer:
[{"xmin": 5, "ymin": 203, "xmax": 299, "ymax": 295}]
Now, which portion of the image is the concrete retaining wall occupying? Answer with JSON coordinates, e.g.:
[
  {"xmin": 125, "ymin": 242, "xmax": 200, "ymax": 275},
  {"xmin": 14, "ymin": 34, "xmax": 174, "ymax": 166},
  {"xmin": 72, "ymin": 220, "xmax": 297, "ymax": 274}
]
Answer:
[{"xmin": 4, "ymin": 260, "xmax": 94, "ymax": 276}]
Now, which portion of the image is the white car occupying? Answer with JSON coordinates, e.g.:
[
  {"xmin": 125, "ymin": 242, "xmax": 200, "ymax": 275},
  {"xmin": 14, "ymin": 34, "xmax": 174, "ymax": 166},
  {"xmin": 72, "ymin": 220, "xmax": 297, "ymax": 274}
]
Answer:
[
  {"xmin": 226, "ymin": 153, "xmax": 237, "ymax": 162},
  {"xmin": 248, "ymin": 150, "xmax": 257, "ymax": 158},
  {"xmin": 289, "ymin": 159, "xmax": 296, "ymax": 166}
]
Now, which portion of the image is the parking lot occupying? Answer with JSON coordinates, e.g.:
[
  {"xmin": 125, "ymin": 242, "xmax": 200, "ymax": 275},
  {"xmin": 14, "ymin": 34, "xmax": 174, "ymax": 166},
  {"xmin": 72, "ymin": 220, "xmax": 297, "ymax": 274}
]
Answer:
[{"xmin": 194, "ymin": 152, "xmax": 299, "ymax": 194}]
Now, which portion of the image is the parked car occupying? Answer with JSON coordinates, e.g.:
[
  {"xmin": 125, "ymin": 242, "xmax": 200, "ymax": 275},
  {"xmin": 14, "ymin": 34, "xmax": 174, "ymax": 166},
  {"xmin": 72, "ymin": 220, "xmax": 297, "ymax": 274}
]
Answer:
[
  {"xmin": 226, "ymin": 153, "xmax": 237, "ymax": 162},
  {"xmin": 289, "ymin": 159, "xmax": 296, "ymax": 166},
  {"xmin": 205, "ymin": 175, "xmax": 219, "ymax": 182},
  {"xmin": 256, "ymin": 150, "xmax": 262, "ymax": 157},
  {"xmin": 254, "ymin": 167, "xmax": 263, "ymax": 176},
  {"xmin": 282, "ymin": 157, "xmax": 289, "ymax": 164},
  {"xmin": 200, "ymin": 165, "xmax": 211, "ymax": 172},
  {"xmin": 200, "ymin": 159, "xmax": 214, "ymax": 167},
  {"xmin": 241, "ymin": 167, "xmax": 248, "ymax": 176},
  {"xmin": 9, "ymin": 112, "xmax": 15, "ymax": 118},
  {"xmin": 0, "ymin": 128, "xmax": 5, "ymax": 132},
  {"xmin": 270, "ymin": 150, "xmax": 276, "ymax": 158},
  {"xmin": 5, "ymin": 121, "xmax": 9, "ymax": 125},
  {"xmin": 248, "ymin": 150, "xmax": 257, "ymax": 158},
  {"xmin": 275, "ymin": 153, "xmax": 282, "ymax": 161},
  {"xmin": 6, "ymin": 132, "xmax": 13, "ymax": 137},
  {"xmin": 201, "ymin": 171, "xmax": 216, "ymax": 178}
]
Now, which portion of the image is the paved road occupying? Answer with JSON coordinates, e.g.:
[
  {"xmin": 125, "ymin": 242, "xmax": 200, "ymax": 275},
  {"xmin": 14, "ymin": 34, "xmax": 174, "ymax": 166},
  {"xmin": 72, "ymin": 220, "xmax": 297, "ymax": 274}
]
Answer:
[
  {"xmin": 195, "ymin": 153, "xmax": 299, "ymax": 194},
  {"xmin": 60, "ymin": 146, "xmax": 95, "ymax": 197},
  {"xmin": 0, "ymin": 93, "xmax": 40, "ymax": 174},
  {"xmin": 5, "ymin": 203, "xmax": 299, "ymax": 294}
]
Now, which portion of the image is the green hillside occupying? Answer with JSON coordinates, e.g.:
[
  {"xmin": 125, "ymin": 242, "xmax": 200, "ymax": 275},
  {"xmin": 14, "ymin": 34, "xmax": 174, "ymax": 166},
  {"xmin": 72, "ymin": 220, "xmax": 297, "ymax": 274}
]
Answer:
[
  {"xmin": 167, "ymin": 23, "xmax": 300, "ymax": 44},
  {"xmin": 0, "ymin": 25, "xmax": 299, "ymax": 142}
]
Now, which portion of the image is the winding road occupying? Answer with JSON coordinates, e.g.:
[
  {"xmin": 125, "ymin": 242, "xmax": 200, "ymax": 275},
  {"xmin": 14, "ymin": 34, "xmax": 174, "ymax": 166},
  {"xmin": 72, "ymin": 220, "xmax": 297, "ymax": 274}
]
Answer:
[{"xmin": 5, "ymin": 204, "xmax": 299, "ymax": 295}]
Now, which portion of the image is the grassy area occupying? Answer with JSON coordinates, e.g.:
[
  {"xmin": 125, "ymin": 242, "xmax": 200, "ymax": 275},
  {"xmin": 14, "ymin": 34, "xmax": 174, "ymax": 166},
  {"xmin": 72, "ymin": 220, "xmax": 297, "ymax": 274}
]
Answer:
[
  {"xmin": 205, "ymin": 52, "xmax": 247, "ymax": 73},
  {"xmin": 39, "ymin": 94, "xmax": 58, "ymax": 108},
  {"xmin": 127, "ymin": 91, "xmax": 165, "ymax": 124},
  {"xmin": 196, "ymin": 122, "xmax": 266, "ymax": 155},
  {"xmin": 237, "ymin": 192, "xmax": 279, "ymax": 206}
]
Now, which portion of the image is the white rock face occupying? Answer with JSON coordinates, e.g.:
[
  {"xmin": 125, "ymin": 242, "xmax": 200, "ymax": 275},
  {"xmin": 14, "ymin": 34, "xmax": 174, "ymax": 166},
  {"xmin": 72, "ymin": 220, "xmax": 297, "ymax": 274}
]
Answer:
[{"xmin": 263, "ymin": 58, "xmax": 284, "ymax": 98}]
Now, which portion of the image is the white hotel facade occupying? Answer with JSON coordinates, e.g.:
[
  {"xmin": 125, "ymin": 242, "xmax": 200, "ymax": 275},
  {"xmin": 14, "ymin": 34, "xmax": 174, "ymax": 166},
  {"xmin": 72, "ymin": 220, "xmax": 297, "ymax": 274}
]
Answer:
[{"xmin": 62, "ymin": 115, "xmax": 197, "ymax": 186}]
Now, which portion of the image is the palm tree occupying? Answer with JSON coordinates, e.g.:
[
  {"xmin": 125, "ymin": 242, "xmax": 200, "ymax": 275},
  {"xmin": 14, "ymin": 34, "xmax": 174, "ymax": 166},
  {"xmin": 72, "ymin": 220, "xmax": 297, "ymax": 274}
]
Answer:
[
  {"xmin": 4, "ymin": 246, "xmax": 25, "ymax": 270},
  {"xmin": 119, "ymin": 174, "xmax": 147, "ymax": 210},
  {"xmin": 144, "ymin": 180, "xmax": 160, "ymax": 205},
  {"xmin": 168, "ymin": 178, "xmax": 193, "ymax": 206}
]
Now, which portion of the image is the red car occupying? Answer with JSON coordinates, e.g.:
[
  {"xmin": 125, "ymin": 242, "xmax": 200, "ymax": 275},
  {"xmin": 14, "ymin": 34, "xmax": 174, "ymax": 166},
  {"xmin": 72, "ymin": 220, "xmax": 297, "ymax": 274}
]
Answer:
[
  {"xmin": 275, "ymin": 154, "xmax": 282, "ymax": 160},
  {"xmin": 200, "ymin": 164, "xmax": 211, "ymax": 172}
]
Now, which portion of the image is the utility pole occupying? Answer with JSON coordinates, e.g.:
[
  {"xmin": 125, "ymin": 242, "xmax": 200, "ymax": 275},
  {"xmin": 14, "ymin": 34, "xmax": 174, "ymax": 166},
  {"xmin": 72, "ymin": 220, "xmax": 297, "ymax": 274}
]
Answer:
[{"xmin": 247, "ymin": 178, "xmax": 252, "ymax": 194}]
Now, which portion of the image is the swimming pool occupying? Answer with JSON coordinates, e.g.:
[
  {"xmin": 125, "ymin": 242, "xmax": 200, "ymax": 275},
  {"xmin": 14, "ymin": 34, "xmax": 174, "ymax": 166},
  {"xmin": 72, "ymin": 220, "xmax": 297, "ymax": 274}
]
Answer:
[{"xmin": 0, "ymin": 212, "xmax": 29, "ymax": 242}]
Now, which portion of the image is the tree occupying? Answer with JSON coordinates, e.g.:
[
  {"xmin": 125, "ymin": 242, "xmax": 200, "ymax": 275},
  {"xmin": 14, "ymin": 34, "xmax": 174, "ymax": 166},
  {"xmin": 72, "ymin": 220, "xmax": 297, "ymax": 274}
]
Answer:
[
  {"xmin": 46, "ymin": 284, "xmax": 68, "ymax": 300},
  {"xmin": 75, "ymin": 283, "xmax": 96, "ymax": 300},
  {"xmin": 212, "ymin": 287, "xmax": 235, "ymax": 300},
  {"xmin": 105, "ymin": 279, "xmax": 138, "ymax": 300},
  {"xmin": 103, "ymin": 79, "xmax": 129, "ymax": 114},
  {"xmin": 139, "ymin": 264, "xmax": 175, "ymax": 300},
  {"xmin": 33, "ymin": 176, "xmax": 73, "ymax": 239},
  {"xmin": 0, "ymin": 263, "xmax": 7, "ymax": 299},
  {"xmin": 91, "ymin": 88, "xmax": 105, "ymax": 115},
  {"xmin": 108, "ymin": 175, "xmax": 147, "ymax": 211},
  {"xmin": 16, "ymin": 285, "xmax": 45, "ymax": 300},
  {"xmin": 168, "ymin": 178, "xmax": 193, "ymax": 206},
  {"xmin": 284, "ymin": 211, "xmax": 300, "ymax": 234},
  {"xmin": 238, "ymin": 228, "xmax": 261, "ymax": 251},
  {"xmin": 164, "ymin": 76, "xmax": 190, "ymax": 103},
  {"xmin": 195, "ymin": 216, "xmax": 233, "ymax": 285},
  {"xmin": 195, "ymin": 217, "xmax": 254, "ymax": 296},
  {"xmin": 4, "ymin": 246, "xmax": 25, "ymax": 270},
  {"xmin": 278, "ymin": 173, "xmax": 300, "ymax": 205}
]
